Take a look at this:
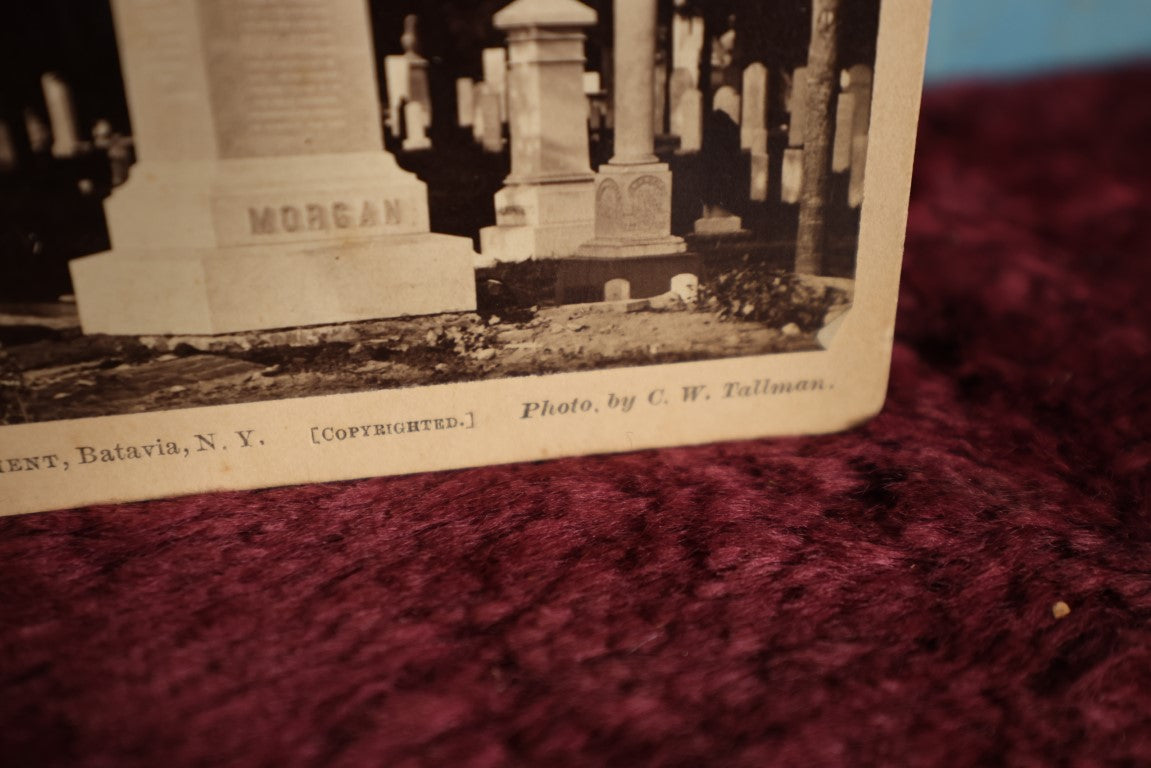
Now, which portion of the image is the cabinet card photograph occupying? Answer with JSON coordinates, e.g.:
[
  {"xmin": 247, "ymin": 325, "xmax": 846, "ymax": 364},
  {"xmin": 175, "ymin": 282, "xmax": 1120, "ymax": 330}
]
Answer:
[{"xmin": 0, "ymin": 0, "xmax": 931, "ymax": 516}]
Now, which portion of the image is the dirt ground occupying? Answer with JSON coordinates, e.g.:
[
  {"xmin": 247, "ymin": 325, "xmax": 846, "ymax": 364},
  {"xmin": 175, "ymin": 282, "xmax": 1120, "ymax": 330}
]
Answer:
[{"xmin": 0, "ymin": 282, "xmax": 850, "ymax": 425}]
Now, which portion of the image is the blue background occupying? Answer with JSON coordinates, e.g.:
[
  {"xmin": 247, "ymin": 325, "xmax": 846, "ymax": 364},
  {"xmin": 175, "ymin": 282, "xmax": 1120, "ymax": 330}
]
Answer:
[{"xmin": 925, "ymin": 0, "xmax": 1151, "ymax": 82}]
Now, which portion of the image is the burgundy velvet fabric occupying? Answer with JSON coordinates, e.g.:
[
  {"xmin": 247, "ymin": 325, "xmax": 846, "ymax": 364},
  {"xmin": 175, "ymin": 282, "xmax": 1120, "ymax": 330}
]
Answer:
[{"xmin": 3, "ymin": 68, "xmax": 1150, "ymax": 768}]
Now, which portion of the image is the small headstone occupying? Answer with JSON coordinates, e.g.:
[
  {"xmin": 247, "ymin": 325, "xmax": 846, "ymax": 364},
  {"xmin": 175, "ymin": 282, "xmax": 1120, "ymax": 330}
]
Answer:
[
  {"xmin": 845, "ymin": 64, "xmax": 874, "ymax": 145},
  {"xmin": 0, "ymin": 121, "xmax": 17, "ymax": 172},
  {"xmin": 583, "ymin": 71, "xmax": 601, "ymax": 95},
  {"xmin": 42, "ymin": 72, "xmax": 81, "ymax": 158},
  {"xmin": 402, "ymin": 102, "xmax": 431, "ymax": 151},
  {"xmin": 713, "ymin": 85, "xmax": 740, "ymax": 125},
  {"xmin": 482, "ymin": 47, "xmax": 509, "ymax": 123},
  {"xmin": 668, "ymin": 68, "xmax": 692, "ymax": 127},
  {"xmin": 750, "ymin": 151, "xmax": 769, "ymax": 202},
  {"xmin": 384, "ymin": 55, "xmax": 410, "ymax": 138},
  {"xmin": 781, "ymin": 147, "xmax": 804, "ymax": 203},
  {"xmin": 740, "ymin": 63, "xmax": 768, "ymax": 151},
  {"xmin": 605, "ymin": 278, "xmax": 631, "ymax": 302},
  {"xmin": 694, "ymin": 210, "xmax": 743, "ymax": 235},
  {"xmin": 670, "ymin": 273, "xmax": 699, "ymax": 304},
  {"xmin": 23, "ymin": 109, "xmax": 51, "ymax": 154},
  {"xmin": 788, "ymin": 66, "xmax": 808, "ymax": 147},
  {"xmin": 456, "ymin": 78, "xmax": 475, "ymax": 127},
  {"xmin": 472, "ymin": 81, "xmax": 487, "ymax": 143},
  {"xmin": 849, "ymin": 134, "xmax": 868, "ymax": 208},
  {"xmin": 673, "ymin": 88, "xmax": 703, "ymax": 153},
  {"xmin": 478, "ymin": 85, "xmax": 503, "ymax": 153},
  {"xmin": 832, "ymin": 91, "xmax": 857, "ymax": 173}
]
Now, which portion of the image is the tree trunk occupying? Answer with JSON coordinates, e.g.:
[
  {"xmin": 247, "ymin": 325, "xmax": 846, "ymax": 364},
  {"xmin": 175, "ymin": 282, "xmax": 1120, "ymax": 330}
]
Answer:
[{"xmin": 794, "ymin": 0, "xmax": 840, "ymax": 275}]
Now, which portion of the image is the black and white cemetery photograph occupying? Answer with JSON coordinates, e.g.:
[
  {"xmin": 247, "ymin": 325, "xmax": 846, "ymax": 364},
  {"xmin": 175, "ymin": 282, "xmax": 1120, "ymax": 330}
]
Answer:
[{"xmin": 0, "ymin": 0, "xmax": 881, "ymax": 426}]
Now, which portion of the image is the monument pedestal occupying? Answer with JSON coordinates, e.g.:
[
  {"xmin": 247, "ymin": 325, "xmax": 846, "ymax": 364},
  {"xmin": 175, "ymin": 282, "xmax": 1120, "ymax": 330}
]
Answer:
[
  {"xmin": 480, "ymin": 0, "xmax": 598, "ymax": 264},
  {"xmin": 71, "ymin": 234, "xmax": 476, "ymax": 336},
  {"xmin": 564, "ymin": 162, "xmax": 693, "ymax": 301},
  {"xmin": 479, "ymin": 177, "xmax": 595, "ymax": 263}
]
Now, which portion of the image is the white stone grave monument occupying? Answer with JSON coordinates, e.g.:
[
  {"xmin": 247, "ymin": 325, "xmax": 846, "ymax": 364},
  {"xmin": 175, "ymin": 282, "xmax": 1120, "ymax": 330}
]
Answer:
[
  {"xmin": 671, "ymin": 1, "xmax": 704, "ymax": 87},
  {"xmin": 560, "ymin": 0, "xmax": 697, "ymax": 303},
  {"xmin": 789, "ymin": 66, "xmax": 808, "ymax": 147},
  {"xmin": 70, "ymin": 0, "xmax": 476, "ymax": 336},
  {"xmin": 476, "ymin": 83, "xmax": 504, "ymax": 153},
  {"xmin": 832, "ymin": 89, "xmax": 857, "ymax": 173},
  {"xmin": 480, "ymin": 0, "xmax": 598, "ymax": 264},
  {"xmin": 782, "ymin": 147, "xmax": 804, "ymax": 203},
  {"xmin": 740, "ymin": 63, "xmax": 768, "ymax": 151},
  {"xmin": 482, "ymin": 47, "xmax": 509, "ymax": 123},
  {"xmin": 400, "ymin": 15, "xmax": 432, "ymax": 125},
  {"xmin": 713, "ymin": 85, "xmax": 741, "ymax": 125},
  {"xmin": 402, "ymin": 102, "xmax": 431, "ymax": 151},
  {"xmin": 456, "ymin": 78, "xmax": 475, "ymax": 128},
  {"xmin": 41, "ymin": 73, "xmax": 82, "ymax": 158},
  {"xmin": 384, "ymin": 55, "xmax": 410, "ymax": 138}
]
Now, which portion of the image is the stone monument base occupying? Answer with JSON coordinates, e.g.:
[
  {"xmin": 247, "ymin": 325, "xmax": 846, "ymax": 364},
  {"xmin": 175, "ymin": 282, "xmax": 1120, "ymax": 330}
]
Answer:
[
  {"xmin": 70, "ymin": 234, "xmax": 477, "ymax": 336},
  {"xmin": 555, "ymin": 253, "xmax": 701, "ymax": 305},
  {"xmin": 693, "ymin": 215, "xmax": 748, "ymax": 236},
  {"xmin": 479, "ymin": 180, "xmax": 595, "ymax": 264}
]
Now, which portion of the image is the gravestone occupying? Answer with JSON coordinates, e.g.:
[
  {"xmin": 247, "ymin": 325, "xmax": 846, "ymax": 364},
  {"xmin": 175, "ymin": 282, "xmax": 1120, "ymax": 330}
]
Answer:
[
  {"xmin": 668, "ymin": 69, "xmax": 691, "ymax": 125},
  {"xmin": 653, "ymin": 60, "xmax": 668, "ymax": 135},
  {"xmin": 672, "ymin": 87, "xmax": 702, "ymax": 153},
  {"xmin": 832, "ymin": 90, "xmax": 857, "ymax": 172},
  {"xmin": 480, "ymin": 0, "xmax": 598, "ymax": 263},
  {"xmin": 781, "ymin": 147, "xmax": 803, "ymax": 203},
  {"xmin": 563, "ymin": 0, "xmax": 697, "ymax": 304},
  {"xmin": 384, "ymin": 55, "xmax": 409, "ymax": 138},
  {"xmin": 401, "ymin": 15, "xmax": 432, "ymax": 126},
  {"xmin": 0, "ymin": 121, "xmax": 17, "ymax": 172},
  {"xmin": 788, "ymin": 66, "xmax": 808, "ymax": 147},
  {"xmin": 750, "ymin": 150, "xmax": 769, "ymax": 202},
  {"xmin": 740, "ymin": 63, "xmax": 767, "ymax": 151},
  {"xmin": 402, "ymin": 102, "xmax": 431, "ymax": 151},
  {"xmin": 604, "ymin": 278, "xmax": 630, "ymax": 302},
  {"xmin": 849, "ymin": 134, "xmax": 867, "ymax": 208},
  {"xmin": 583, "ymin": 71, "xmax": 601, "ymax": 94},
  {"xmin": 482, "ymin": 47, "xmax": 509, "ymax": 123},
  {"xmin": 472, "ymin": 81, "xmax": 487, "ymax": 142},
  {"xmin": 70, "ymin": 0, "xmax": 476, "ymax": 335},
  {"xmin": 670, "ymin": 272, "xmax": 698, "ymax": 303},
  {"xmin": 41, "ymin": 73, "xmax": 82, "ymax": 157},
  {"xmin": 477, "ymin": 84, "xmax": 503, "ymax": 153},
  {"xmin": 456, "ymin": 78, "xmax": 475, "ymax": 127},
  {"xmin": 671, "ymin": 3, "xmax": 704, "ymax": 87},
  {"xmin": 713, "ymin": 86, "xmax": 740, "ymax": 125}
]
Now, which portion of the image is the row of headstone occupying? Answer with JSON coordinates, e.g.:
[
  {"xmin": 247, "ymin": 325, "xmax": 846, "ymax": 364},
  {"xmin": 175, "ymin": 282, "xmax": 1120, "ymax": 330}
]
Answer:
[
  {"xmin": 450, "ymin": 47, "xmax": 509, "ymax": 153},
  {"xmin": 784, "ymin": 64, "xmax": 872, "ymax": 207}
]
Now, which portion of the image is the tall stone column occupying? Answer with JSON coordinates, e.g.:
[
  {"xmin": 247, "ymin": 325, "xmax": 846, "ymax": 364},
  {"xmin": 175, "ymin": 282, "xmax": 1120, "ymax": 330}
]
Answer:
[
  {"xmin": 560, "ymin": 0, "xmax": 694, "ymax": 303},
  {"xmin": 479, "ymin": 0, "xmax": 598, "ymax": 265},
  {"xmin": 69, "ymin": 0, "xmax": 476, "ymax": 335}
]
